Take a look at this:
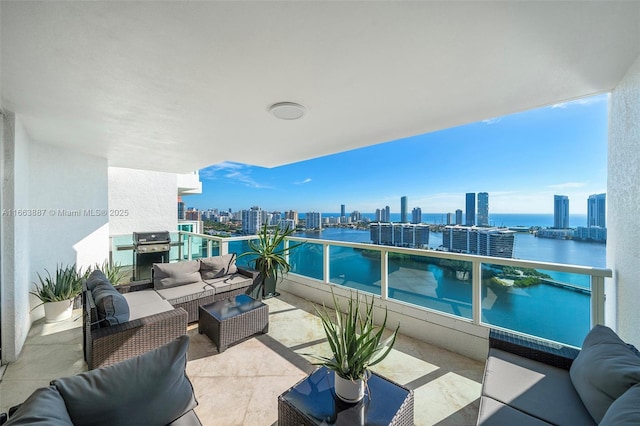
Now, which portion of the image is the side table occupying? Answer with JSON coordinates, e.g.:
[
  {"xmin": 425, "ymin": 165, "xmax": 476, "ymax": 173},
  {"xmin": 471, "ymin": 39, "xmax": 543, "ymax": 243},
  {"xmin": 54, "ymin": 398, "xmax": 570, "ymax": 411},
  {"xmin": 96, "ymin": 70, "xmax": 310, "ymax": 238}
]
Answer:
[
  {"xmin": 278, "ymin": 366, "xmax": 414, "ymax": 425},
  {"xmin": 198, "ymin": 294, "xmax": 268, "ymax": 352}
]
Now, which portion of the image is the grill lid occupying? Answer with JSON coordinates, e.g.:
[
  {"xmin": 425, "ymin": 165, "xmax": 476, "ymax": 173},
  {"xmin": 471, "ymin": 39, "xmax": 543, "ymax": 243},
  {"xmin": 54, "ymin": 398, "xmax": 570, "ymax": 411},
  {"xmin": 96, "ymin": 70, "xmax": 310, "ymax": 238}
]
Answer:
[{"xmin": 133, "ymin": 231, "xmax": 171, "ymax": 246}]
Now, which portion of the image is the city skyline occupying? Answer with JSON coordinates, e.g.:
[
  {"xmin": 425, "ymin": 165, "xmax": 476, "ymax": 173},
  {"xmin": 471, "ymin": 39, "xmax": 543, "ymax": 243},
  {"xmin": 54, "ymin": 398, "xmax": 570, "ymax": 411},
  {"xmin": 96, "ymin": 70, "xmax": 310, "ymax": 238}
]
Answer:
[{"xmin": 188, "ymin": 94, "xmax": 608, "ymax": 214}]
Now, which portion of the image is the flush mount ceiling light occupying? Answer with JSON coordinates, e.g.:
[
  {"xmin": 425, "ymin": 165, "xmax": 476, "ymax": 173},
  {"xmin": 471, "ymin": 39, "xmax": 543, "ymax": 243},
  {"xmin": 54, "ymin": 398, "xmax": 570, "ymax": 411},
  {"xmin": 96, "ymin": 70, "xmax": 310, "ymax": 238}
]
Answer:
[{"xmin": 268, "ymin": 102, "xmax": 306, "ymax": 120}]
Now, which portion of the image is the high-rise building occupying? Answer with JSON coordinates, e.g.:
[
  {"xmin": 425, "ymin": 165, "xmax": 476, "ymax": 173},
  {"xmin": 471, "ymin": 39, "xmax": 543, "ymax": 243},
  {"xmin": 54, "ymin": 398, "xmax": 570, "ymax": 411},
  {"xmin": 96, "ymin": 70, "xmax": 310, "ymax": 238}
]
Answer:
[
  {"xmin": 370, "ymin": 223, "xmax": 429, "ymax": 248},
  {"xmin": 384, "ymin": 206, "xmax": 391, "ymax": 222},
  {"xmin": 351, "ymin": 211, "xmax": 362, "ymax": 222},
  {"xmin": 177, "ymin": 197, "xmax": 185, "ymax": 220},
  {"xmin": 306, "ymin": 211, "xmax": 322, "ymax": 229},
  {"xmin": 554, "ymin": 195, "xmax": 570, "ymax": 229},
  {"xmin": 477, "ymin": 192, "xmax": 489, "ymax": 226},
  {"xmin": 340, "ymin": 204, "xmax": 346, "ymax": 217},
  {"xmin": 587, "ymin": 193, "xmax": 606, "ymax": 228},
  {"xmin": 446, "ymin": 213, "xmax": 453, "ymax": 225},
  {"xmin": 411, "ymin": 207, "xmax": 422, "ymax": 224},
  {"xmin": 400, "ymin": 196, "xmax": 408, "ymax": 223},
  {"xmin": 241, "ymin": 206, "xmax": 262, "ymax": 234},
  {"xmin": 285, "ymin": 210, "xmax": 298, "ymax": 225},
  {"xmin": 455, "ymin": 209, "xmax": 463, "ymax": 225},
  {"xmin": 442, "ymin": 226, "xmax": 515, "ymax": 258},
  {"xmin": 465, "ymin": 193, "xmax": 476, "ymax": 226}
]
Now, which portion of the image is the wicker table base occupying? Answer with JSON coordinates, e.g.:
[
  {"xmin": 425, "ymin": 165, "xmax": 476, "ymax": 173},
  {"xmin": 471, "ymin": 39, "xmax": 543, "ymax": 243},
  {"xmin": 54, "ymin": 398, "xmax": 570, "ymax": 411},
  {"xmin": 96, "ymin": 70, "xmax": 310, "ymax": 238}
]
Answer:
[
  {"xmin": 278, "ymin": 366, "xmax": 414, "ymax": 425},
  {"xmin": 198, "ymin": 294, "xmax": 268, "ymax": 352}
]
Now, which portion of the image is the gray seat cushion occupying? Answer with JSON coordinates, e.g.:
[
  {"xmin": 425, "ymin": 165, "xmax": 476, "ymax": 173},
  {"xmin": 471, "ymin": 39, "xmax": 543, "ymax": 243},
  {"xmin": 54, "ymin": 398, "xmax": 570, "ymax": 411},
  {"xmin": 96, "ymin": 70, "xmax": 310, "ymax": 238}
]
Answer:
[
  {"xmin": 600, "ymin": 383, "xmax": 640, "ymax": 426},
  {"xmin": 476, "ymin": 396, "xmax": 552, "ymax": 426},
  {"xmin": 482, "ymin": 348, "xmax": 595, "ymax": 426},
  {"xmin": 199, "ymin": 254, "xmax": 238, "ymax": 279},
  {"xmin": 5, "ymin": 386, "xmax": 73, "ymax": 425},
  {"xmin": 122, "ymin": 290, "xmax": 175, "ymax": 321},
  {"xmin": 52, "ymin": 335, "xmax": 197, "ymax": 426},
  {"xmin": 153, "ymin": 261, "xmax": 201, "ymax": 289},
  {"xmin": 155, "ymin": 282, "xmax": 215, "ymax": 305},
  {"xmin": 203, "ymin": 274, "xmax": 252, "ymax": 294},
  {"xmin": 569, "ymin": 325, "xmax": 640, "ymax": 423}
]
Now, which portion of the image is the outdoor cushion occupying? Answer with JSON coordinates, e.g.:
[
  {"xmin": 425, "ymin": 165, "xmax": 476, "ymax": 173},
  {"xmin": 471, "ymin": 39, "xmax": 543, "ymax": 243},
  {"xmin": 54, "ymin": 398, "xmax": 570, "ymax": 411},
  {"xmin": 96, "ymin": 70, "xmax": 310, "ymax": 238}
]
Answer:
[
  {"xmin": 203, "ymin": 274, "xmax": 252, "ymax": 294},
  {"xmin": 476, "ymin": 396, "xmax": 552, "ymax": 426},
  {"xmin": 52, "ymin": 335, "xmax": 197, "ymax": 426},
  {"xmin": 599, "ymin": 383, "xmax": 640, "ymax": 426},
  {"xmin": 483, "ymin": 348, "xmax": 595, "ymax": 425},
  {"xmin": 122, "ymin": 290, "xmax": 175, "ymax": 321},
  {"xmin": 570, "ymin": 325, "xmax": 640, "ymax": 423},
  {"xmin": 199, "ymin": 254, "xmax": 238, "ymax": 279},
  {"xmin": 91, "ymin": 282, "xmax": 130, "ymax": 326},
  {"xmin": 5, "ymin": 386, "xmax": 73, "ymax": 425},
  {"xmin": 156, "ymin": 282, "xmax": 215, "ymax": 305},
  {"xmin": 86, "ymin": 269, "xmax": 111, "ymax": 291},
  {"xmin": 153, "ymin": 261, "xmax": 201, "ymax": 290}
]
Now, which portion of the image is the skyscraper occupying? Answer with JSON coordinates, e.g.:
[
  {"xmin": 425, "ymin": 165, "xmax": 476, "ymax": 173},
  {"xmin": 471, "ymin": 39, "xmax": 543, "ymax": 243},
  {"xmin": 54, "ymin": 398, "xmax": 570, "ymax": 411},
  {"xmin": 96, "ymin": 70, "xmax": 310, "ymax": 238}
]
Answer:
[
  {"xmin": 384, "ymin": 206, "xmax": 391, "ymax": 222},
  {"xmin": 465, "ymin": 193, "xmax": 476, "ymax": 226},
  {"xmin": 306, "ymin": 211, "xmax": 322, "ymax": 230},
  {"xmin": 455, "ymin": 209, "xmax": 463, "ymax": 225},
  {"xmin": 241, "ymin": 206, "xmax": 262, "ymax": 234},
  {"xmin": 411, "ymin": 207, "xmax": 422, "ymax": 224},
  {"xmin": 340, "ymin": 204, "xmax": 346, "ymax": 217},
  {"xmin": 587, "ymin": 193, "xmax": 606, "ymax": 228},
  {"xmin": 477, "ymin": 192, "xmax": 489, "ymax": 226},
  {"xmin": 554, "ymin": 195, "xmax": 570, "ymax": 229},
  {"xmin": 400, "ymin": 196, "xmax": 408, "ymax": 223}
]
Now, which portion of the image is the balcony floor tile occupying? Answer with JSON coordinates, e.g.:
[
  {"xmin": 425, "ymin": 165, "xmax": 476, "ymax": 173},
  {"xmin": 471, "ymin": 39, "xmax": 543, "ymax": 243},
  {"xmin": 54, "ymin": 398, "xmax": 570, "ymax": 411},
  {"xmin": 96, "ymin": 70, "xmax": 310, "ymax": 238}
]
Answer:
[{"xmin": 0, "ymin": 291, "xmax": 483, "ymax": 425}]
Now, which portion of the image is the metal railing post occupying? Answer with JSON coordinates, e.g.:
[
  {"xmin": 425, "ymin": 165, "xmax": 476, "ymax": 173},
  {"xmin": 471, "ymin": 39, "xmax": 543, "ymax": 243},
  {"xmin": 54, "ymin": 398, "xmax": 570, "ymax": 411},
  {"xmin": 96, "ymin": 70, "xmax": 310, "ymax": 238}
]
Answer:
[
  {"xmin": 591, "ymin": 275, "xmax": 606, "ymax": 327},
  {"xmin": 380, "ymin": 249, "xmax": 389, "ymax": 301},
  {"xmin": 187, "ymin": 235, "xmax": 193, "ymax": 260},
  {"xmin": 323, "ymin": 243, "xmax": 330, "ymax": 284},
  {"xmin": 472, "ymin": 260, "xmax": 482, "ymax": 325}
]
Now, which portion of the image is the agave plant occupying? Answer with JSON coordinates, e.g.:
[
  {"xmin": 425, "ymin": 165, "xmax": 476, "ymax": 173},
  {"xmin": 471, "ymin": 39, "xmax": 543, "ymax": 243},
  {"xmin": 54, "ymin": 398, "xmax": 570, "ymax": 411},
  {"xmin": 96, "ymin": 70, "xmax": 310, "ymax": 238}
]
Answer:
[
  {"xmin": 238, "ymin": 224, "xmax": 305, "ymax": 297},
  {"xmin": 30, "ymin": 264, "xmax": 84, "ymax": 304},
  {"xmin": 90, "ymin": 259, "xmax": 127, "ymax": 285},
  {"xmin": 311, "ymin": 290, "xmax": 399, "ymax": 381}
]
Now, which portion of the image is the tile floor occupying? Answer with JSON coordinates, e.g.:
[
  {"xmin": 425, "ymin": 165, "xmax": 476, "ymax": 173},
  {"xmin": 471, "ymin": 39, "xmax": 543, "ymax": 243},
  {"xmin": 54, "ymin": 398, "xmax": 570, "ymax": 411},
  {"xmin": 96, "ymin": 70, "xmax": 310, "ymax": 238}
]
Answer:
[{"xmin": 0, "ymin": 291, "xmax": 484, "ymax": 425}]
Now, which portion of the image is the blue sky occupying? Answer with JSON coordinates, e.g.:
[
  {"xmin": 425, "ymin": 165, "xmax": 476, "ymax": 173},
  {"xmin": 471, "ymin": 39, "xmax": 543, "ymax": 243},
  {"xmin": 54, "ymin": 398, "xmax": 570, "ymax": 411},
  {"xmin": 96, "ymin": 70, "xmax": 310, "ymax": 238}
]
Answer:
[{"xmin": 188, "ymin": 94, "xmax": 608, "ymax": 214}]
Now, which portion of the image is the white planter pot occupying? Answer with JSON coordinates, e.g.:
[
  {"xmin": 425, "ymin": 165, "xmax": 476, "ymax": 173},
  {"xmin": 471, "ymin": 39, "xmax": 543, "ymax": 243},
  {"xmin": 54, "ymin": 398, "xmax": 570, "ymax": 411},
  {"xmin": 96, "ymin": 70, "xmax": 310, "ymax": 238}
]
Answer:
[
  {"xmin": 334, "ymin": 372, "xmax": 365, "ymax": 403},
  {"xmin": 44, "ymin": 299, "xmax": 73, "ymax": 323}
]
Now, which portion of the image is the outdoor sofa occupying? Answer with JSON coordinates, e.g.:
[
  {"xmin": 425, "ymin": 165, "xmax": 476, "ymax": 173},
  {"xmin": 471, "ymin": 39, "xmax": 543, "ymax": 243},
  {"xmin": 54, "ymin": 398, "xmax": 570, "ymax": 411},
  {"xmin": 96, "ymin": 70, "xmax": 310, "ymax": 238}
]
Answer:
[
  {"xmin": 83, "ymin": 254, "xmax": 257, "ymax": 369},
  {"xmin": 3, "ymin": 336, "xmax": 201, "ymax": 426},
  {"xmin": 477, "ymin": 325, "xmax": 640, "ymax": 425}
]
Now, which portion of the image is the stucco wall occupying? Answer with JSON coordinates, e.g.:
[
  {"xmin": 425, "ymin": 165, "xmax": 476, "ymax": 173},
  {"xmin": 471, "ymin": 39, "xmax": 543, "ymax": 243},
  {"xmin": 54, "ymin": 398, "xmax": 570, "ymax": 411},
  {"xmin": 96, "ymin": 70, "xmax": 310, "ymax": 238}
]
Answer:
[
  {"xmin": 607, "ymin": 54, "xmax": 640, "ymax": 347},
  {"xmin": 108, "ymin": 167, "xmax": 178, "ymax": 236},
  {"xmin": 1, "ymin": 113, "xmax": 32, "ymax": 362},
  {"xmin": 27, "ymin": 141, "xmax": 109, "ymax": 297}
]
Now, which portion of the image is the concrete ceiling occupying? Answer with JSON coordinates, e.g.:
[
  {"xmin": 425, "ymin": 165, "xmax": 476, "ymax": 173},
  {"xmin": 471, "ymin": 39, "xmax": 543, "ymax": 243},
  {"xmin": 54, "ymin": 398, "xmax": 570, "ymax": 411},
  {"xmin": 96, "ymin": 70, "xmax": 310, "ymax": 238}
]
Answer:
[{"xmin": 2, "ymin": 1, "xmax": 639, "ymax": 173}]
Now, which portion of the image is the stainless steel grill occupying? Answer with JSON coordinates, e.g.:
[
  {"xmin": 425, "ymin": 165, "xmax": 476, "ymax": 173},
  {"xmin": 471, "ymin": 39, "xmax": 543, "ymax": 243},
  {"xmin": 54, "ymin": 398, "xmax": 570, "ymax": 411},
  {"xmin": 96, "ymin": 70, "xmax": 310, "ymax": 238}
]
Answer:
[{"xmin": 132, "ymin": 231, "xmax": 171, "ymax": 281}]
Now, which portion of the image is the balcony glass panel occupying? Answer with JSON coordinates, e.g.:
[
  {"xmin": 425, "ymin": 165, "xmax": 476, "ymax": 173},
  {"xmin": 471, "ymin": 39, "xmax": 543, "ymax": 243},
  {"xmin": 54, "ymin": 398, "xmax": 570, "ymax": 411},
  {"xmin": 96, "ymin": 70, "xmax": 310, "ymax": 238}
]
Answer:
[
  {"xmin": 329, "ymin": 246, "xmax": 381, "ymax": 296},
  {"xmin": 231, "ymin": 239, "xmax": 255, "ymax": 269},
  {"xmin": 481, "ymin": 264, "xmax": 590, "ymax": 346},
  {"xmin": 388, "ymin": 255, "xmax": 473, "ymax": 319},
  {"xmin": 111, "ymin": 234, "xmax": 134, "ymax": 267},
  {"xmin": 290, "ymin": 241, "xmax": 323, "ymax": 280}
]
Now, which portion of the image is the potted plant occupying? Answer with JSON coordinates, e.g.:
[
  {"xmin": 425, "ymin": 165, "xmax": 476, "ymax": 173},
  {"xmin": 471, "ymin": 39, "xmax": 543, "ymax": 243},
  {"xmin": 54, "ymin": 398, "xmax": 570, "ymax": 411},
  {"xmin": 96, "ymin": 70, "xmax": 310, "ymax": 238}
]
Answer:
[
  {"xmin": 30, "ymin": 264, "xmax": 84, "ymax": 323},
  {"xmin": 311, "ymin": 290, "xmax": 399, "ymax": 403},
  {"xmin": 238, "ymin": 224, "xmax": 304, "ymax": 299},
  {"xmin": 91, "ymin": 259, "xmax": 128, "ymax": 285}
]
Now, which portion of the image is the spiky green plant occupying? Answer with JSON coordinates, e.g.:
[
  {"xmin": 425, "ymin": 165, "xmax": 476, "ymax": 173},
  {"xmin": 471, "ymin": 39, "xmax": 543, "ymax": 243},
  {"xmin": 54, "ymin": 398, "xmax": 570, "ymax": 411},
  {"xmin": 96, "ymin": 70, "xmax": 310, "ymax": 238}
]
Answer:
[
  {"xmin": 90, "ymin": 259, "xmax": 127, "ymax": 285},
  {"xmin": 311, "ymin": 290, "xmax": 399, "ymax": 381},
  {"xmin": 238, "ymin": 224, "xmax": 305, "ymax": 290},
  {"xmin": 30, "ymin": 264, "xmax": 83, "ymax": 304}
]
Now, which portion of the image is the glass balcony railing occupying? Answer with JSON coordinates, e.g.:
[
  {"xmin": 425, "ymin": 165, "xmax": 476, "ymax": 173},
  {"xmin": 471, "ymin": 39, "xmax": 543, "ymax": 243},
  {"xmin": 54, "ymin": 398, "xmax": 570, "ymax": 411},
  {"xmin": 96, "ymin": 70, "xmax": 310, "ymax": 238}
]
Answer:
[{"xmin": 109, "ymin": 231, "xmax": 611, "ymax": 348}]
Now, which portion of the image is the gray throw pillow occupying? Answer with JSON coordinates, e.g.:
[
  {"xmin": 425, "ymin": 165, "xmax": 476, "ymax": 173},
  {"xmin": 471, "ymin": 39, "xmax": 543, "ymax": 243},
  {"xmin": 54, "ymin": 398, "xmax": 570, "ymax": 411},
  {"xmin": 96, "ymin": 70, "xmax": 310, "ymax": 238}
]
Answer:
[
  {"xmin": 600, "ymin": 383, "xmax": 640, "ymax": 426},
  {"xmin": 5, "ymin": 386, "xmax": 73, "ymax": 425},
  {"xmin": 91, "ymin": 283, "xmax": 130, "ymax": 325},
  {"xmin": 199, "ymin": 254, "xmax": 238, "ymax": 279},
  {"xmin": 570, "ymin": 325, "xmax": 640, "ymax": 423},
  {"xmin": 52, "ymin": 335, "xmax": 197, "ymax": 426},
  {"xmin": 86, "ymin": 269, "xmax": 111, "ymax": 291},
  {"xmin": 153, "ymin": 260, "xmax": 201, "ymax": 289}
]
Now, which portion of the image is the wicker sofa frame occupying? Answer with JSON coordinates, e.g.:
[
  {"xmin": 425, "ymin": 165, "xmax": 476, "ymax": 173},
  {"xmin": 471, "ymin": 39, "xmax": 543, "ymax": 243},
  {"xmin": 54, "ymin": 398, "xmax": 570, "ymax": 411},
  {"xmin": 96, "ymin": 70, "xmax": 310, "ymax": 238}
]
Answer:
[{"xmin": 83, "ymin": 280, "xmax": 188, "ymax": 370}]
